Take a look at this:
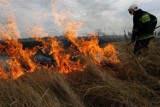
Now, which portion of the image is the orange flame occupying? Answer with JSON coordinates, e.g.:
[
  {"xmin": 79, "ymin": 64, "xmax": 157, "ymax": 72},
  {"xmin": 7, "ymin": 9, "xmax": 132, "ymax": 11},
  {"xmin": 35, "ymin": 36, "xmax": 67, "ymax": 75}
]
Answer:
[
  {"xmin": 48, "ymin": 37, "xmax": 85, "ymax": 74},
  {"xmin": 0, "ymin": 0, "xmax": 120, "ymax": 80},
  {"xmin": 0, "ymin": 60, "xmax": 8, "ymax": 79},
  {"xmin": 65, "ymin": 25, "xmax": 120, "ymax": 64},
  {"xmin": 0, "ymin": 15, "xmax": 37, "ymax": 79},
  {"xmin": 7, "ymin": 58, "xmax": 24, "ymax": 79},
  {"xmin": 104, "ymin": 43, "xmax": 120, "ymax": 63},
  {"xmin": 26, "ymin": 24, "xmax": 86, "ymax": 73},
  {"xmin": 5, "ymin": 40, "xmax": 36, "ymax": 72},
  {"xmin": 52, "ymin": 1, "xmax": 120, "ymax": 65}
]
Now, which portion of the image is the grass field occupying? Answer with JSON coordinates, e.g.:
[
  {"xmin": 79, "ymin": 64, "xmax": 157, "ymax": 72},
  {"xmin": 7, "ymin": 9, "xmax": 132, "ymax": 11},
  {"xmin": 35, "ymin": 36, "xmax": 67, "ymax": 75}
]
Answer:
[
  {"xmin": 0, "ymin": 39, "xmax": 160, "ymax": 107},
  {"xmin": 0, "ymin": 1, "xmax": 160, "ymax": 106}
]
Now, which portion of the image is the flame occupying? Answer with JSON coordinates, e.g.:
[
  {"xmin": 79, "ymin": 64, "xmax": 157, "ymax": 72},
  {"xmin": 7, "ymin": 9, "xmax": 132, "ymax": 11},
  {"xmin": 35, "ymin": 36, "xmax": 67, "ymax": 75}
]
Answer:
[
  {"xmin": 104, "ymin": 43, "xmax": 120, "ymax": 63},
  {"xmin": 0, "ymin": 71, "xmax": 8, "ymax": 79},
  {"xmin": 52, "ymin": 1, "xmax": 120, "ymax": 65},
  {"xmin": 26, "ymin": 25, "xmax": 49, "ymax": 55},
  {"xmin": 7, "ymin": 58, "xmax": 24, "ymax": 79},
  {"xmin": 0, "ymin": 15, "xmax": 37, "ymax": 79},
  {"xmin": 0, "ymin": 60, "xmax": 8, "ymax": 79},
  {"xmin": 0, "ymin": 0, "xmax": 120, "ymax": 79},
  {"xmin": 65, "ymin": 25, "xmax": 120, "ymax": 64},
  {"xmin": 26, "ymin": 24, "xmax": 86, "ymax": 73},
  {"xmin": 5, "ymin": 40, "xmax": 36, "ymax": 72},
  {"xmin": 48, "ymin": 37, "xmax": 85, "ymax": 74}
]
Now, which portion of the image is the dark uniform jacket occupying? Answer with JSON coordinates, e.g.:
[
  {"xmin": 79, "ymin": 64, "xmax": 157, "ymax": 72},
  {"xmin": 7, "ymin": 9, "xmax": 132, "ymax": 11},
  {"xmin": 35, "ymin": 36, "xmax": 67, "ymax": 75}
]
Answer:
[{"xmin": 132, "ymin": 9, "xmax": 157, "ymax": 41}]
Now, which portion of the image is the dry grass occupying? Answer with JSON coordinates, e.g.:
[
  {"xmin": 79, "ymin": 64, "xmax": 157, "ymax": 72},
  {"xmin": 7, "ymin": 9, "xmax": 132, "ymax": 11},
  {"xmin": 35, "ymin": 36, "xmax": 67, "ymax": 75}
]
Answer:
[
  {"xmin": 0, "ymin": 70, "xmax": 84, "ymax": 107},
  {"xmin": 1, "ymin": 40, "xmax": 160, "ymax": 107}
]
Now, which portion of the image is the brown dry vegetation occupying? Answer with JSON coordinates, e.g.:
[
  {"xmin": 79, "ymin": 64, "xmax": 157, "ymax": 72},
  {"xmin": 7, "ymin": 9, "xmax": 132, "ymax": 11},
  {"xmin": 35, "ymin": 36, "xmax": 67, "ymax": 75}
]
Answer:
[{"xmin": 0, "ymin": 39, "xmax": 160, "ymax": 107}]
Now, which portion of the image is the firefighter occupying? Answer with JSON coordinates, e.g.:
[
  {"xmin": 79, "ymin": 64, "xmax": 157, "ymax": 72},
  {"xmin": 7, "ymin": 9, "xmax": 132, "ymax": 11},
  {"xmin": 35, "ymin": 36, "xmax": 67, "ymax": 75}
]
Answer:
[{"xmin": 128, "ymin": 4, "xmax": 157, "ymax": 55}]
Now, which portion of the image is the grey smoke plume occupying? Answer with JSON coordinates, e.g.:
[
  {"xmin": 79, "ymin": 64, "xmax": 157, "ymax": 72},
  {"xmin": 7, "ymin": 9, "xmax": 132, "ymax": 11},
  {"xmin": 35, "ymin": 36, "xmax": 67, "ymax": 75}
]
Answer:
[{"xmin": 0, "ymin": 0, "xmax": 159, "ymax": 38}]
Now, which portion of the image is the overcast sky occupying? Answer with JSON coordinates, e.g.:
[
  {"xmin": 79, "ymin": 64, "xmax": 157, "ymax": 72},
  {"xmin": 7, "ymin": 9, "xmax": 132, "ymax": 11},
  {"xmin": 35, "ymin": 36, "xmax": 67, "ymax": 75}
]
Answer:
[{"xmin": 0, "ymin": 0, "xmax": 160, "ymax": 38}]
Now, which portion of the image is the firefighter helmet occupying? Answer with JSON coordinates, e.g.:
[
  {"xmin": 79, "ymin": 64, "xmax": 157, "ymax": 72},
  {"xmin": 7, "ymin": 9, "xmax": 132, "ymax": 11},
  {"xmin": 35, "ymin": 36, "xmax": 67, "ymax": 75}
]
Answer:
[{"xmin": 128, "ymin": 4, "xmax": 139, "ymax": 11}]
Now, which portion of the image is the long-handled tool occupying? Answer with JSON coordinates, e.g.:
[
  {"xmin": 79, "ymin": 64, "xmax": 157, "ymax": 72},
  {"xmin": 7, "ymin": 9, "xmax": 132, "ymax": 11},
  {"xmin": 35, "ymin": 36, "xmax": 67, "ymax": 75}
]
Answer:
[
  {"xmin": 118, "ymin": 42, "xmax": 133, "ymax": 51},
  {"xmin": 155, "ymin": 25, "xmax": 160, "ymax": 29},
  {"xmin": 119, "ymin": 25, "xmax": 160, "ymax": 51}
]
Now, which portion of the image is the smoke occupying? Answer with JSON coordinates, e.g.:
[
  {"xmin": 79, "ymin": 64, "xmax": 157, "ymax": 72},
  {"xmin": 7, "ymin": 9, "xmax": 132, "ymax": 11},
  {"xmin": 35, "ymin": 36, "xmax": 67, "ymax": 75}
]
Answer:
[
  {"xmin": 0, "ymin": 0, "xmax": 61, "ymax": 38},
  {"xmin": 0, "ymin": 0, "xmax": 159, "ymax": 38}
]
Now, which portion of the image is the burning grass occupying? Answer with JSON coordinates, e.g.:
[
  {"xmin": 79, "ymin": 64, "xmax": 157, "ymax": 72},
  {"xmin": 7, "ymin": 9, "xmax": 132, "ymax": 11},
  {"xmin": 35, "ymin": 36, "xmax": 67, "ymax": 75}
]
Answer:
[
  {"xmin": 1, "ymin": 1, "xmax": 160, "ymax": 106},
  {"xmin": 0, "ymin": 18, "xmax": 160, "ymax": 107},
  {"xmin": 0, "ymin": 40, "xmax": 160, "ymax": 107}
]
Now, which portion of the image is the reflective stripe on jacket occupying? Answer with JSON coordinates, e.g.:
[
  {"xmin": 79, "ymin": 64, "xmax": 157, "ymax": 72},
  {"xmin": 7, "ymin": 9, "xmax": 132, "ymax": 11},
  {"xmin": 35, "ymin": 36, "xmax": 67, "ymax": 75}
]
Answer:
[{"xmin": 137, "ymin": 33, "xmax": 155, "ymax": 41}]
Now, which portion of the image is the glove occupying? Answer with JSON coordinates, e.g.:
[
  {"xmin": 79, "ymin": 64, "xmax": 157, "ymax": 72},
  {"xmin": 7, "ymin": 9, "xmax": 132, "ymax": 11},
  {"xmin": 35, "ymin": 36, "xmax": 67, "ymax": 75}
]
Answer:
[{"xmin": 131, "ymin": 35, "xmax": 136, "ymax": 43}]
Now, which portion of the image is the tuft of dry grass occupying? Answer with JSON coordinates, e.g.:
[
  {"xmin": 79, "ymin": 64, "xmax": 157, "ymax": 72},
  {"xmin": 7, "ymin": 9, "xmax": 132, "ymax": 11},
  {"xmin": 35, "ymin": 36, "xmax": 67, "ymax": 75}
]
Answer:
[{"xmin": 0, "ymin": 69, "xmax": 84, "ymax": 107}]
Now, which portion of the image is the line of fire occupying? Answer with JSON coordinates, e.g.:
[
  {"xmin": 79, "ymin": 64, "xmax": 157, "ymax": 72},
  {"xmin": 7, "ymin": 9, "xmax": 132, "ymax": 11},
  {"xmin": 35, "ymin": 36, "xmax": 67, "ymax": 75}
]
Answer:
[{"xmin": 0, "ymin": 1, "xmax": 120, "ymax": 80}]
